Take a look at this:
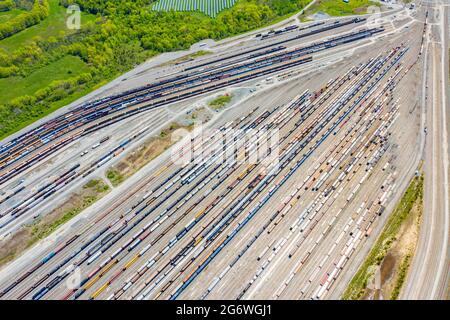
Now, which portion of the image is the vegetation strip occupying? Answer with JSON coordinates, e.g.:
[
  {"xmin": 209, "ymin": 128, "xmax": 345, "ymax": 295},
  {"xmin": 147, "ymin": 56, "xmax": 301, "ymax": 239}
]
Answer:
[
  {"xmin": 0, "ymin": 179, "xmax": 110, "ymax": 267},
  {"xmin": 0, "ymin": 0, "xmax": 49, "ymax": 40},
  {"xmin": 107, "ymin": 122, "xmax": 195, "ymax": 187},
  {"xmin": 301, "ymin": 0, "xmax": 378, "ymax": 20},
  {"xmin": 208, "ymin": 93, "xmax": 233, "ymax": 110},
  {"xmin": 342, "ymin": 174, "xmax": 424, "ymax": 300}
]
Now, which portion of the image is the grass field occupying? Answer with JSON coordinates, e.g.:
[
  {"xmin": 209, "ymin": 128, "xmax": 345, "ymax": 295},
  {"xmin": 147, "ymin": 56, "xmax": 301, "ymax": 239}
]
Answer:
[
  {"xmin": 160, "ymin": 50, "xmax": 211, "ymax": 67},
  {"xmin": 0, "ymin": 55, "xmax": 90, "ymax": 103},
  {"xmin": 304, "ymin": 0, "xmax": 378, "ymax": 17},
  {"xmin": 0, "ymin": 8, "xmax": 26, "ymax": 24},
  {"xmin": 208, "ymin": 93, "xmax": 233, "ymax": 110},
  {"xmin": 0, "ymin": 0, "xmax": 96, "ymax": 52},
  {"xmin": 106, "ymin": 169, "xmax": 125, "ymax": 187}
]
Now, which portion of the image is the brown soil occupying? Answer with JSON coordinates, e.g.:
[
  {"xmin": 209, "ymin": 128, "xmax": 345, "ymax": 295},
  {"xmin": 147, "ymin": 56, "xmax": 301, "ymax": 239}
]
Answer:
[
  {"xmin": 369, "ymin": 197, "xmax": 422, "ymax": 299},
  {"xmin": 109, "ymin": 121, "xmax": 197, "ymax": 181}
]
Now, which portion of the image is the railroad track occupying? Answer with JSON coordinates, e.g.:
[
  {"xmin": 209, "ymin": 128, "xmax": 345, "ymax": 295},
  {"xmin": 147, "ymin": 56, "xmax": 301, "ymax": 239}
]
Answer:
[{"xmin": 0, "ymin": 46, "xmax": 414, "ymax": 300}]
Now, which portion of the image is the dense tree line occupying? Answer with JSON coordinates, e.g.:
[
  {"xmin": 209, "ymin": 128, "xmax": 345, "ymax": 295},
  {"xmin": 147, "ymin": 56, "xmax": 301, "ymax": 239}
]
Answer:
[
  {"xmin": 15, "ymin": 0, "xmax": 39, "ymax": 10},
  {"xmin": 0, "ymin": 0, "xmax": 15, "ymax": 12},
  {"xmin": 0, "ymin": 0, "xmax": 49, "ymax": 40}
]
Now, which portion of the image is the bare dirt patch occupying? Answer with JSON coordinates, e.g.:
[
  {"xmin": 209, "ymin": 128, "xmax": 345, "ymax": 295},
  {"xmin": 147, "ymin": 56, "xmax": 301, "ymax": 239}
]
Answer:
[
  {"xmin": 107, "ymin": 122, "xmax": 194, "ymax": 186},
  {"xmin": 363, "ymin": 180, "xmax": 423, "ymax": 300},
  {"xmin": 107, "ymin": 108, "xmax": 212, "ymax": 186},
  {"xmin": 343, "ymin": 174, "xmax": 424, "ymax": 300}
]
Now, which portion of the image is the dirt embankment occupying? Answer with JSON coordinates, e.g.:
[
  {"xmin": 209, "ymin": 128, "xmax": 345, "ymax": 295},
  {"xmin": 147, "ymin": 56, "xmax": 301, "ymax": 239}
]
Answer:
[
  {"xmin": 343, "ymin": 174, "xmax": 424, "ymax": 300},
  {"xmin": 364, "ymin": 193, "xmax": 422, "ymax": 299}
]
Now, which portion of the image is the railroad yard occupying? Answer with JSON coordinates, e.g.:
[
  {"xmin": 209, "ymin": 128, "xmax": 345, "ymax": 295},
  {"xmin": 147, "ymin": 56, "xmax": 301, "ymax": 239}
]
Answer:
[{"xmin": 0, "ymin": 1, "xmax": 448, "ymax": 301}]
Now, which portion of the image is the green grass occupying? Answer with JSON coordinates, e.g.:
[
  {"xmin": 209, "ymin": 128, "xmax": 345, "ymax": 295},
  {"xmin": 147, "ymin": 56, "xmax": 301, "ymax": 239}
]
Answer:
[
  {"xmin": 0, "ymin": 83, "xmax": 94, "ymax": 141},
  {"xmin": 305, "ymin": 0, "xmax": 379, "ymax": 17},
  {"xmin": 208, "ymin": 94, "xmax": 233, "ymax": 110},
  {"xmin": 0, "ymin": 8, "xmax": 26, "ymax": 23},
  {"xmin": 0, "ymin": 0, "xmax": 96, "ymax": 52},
  {"xmin": 0, "ymin": 55, "xmax": 90, "ymax": 103},
  {"xmin": 0, "ymin": 0, "xmax": 313, "ymax": 141},
  {"xmin": 390, "ymin": 253, "xmax": 412, "ymax": 300},
  {"xmin": 106, "ymin": 169, "xmax": 125, "ymax": 187},
  {"xmin": 30, "ymin": 196, "xmax": 96, "ymax": 241},
  {"xmin": 29, "ymin": 179, "xmax": 110, "ymax": 242},
  {"xmin": 189, "ymin": 50, "xmax": 211, "ymax": 59},
  {"xmin": 342, "ymin": 174, "xmax": 424, "ymax": 300},
  {"xmin": 83, "ymin": 178, "xmax": 110, "ymax": 193}
]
